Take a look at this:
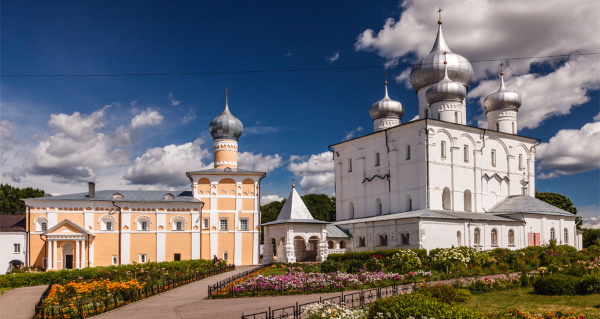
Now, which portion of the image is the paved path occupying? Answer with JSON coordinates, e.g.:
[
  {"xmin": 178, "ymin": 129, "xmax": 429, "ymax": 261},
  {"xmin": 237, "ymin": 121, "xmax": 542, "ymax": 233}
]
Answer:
[
  {"xmin": 92, "ymin": 269, "xmax": 519, "ymax": 319},
  {"xmin": 0, "ymin": 285, "xmax": 48, "ymax": 319}
]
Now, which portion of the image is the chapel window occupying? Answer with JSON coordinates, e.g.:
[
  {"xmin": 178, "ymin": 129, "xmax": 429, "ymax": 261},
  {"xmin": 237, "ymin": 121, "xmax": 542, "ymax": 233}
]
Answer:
[
  {"xmin": 464, "ymin": 145, "xmax": 469, "ymax": 163},
  {"xmin": 375, "ymin": 152, "xmax": 381, "ymax": 167},
  {"xmin": 491, "ymin": 229, "xmax": 498, "ymax": 246},
  {"xmin": 508, "ymin": 229, "xmax": 515, "ymax": 246},
  {"xmin": 564, "ymin": 228, "xmax": 568, "ymax": 244},
  {"xmin": 474, "ymin": 228, "xmax": 481, "ymax": 246},
  {"xmin": 441, "ymin": 141, "xmax": 446, "ymax": 159},
  {"xmin": 491, "ymin": 149, "xmax": 497, "ymax": 167},
  {"xmin": 550, "ymin": 228, "xmax": 556, "ymax": 241},
  {"xmin": 406, "ymin": 145, "xmax": 411, "ymax": 160},
  {"xmin": 348, "ymin": 158, "xmax": 353, "ymax": 173}
]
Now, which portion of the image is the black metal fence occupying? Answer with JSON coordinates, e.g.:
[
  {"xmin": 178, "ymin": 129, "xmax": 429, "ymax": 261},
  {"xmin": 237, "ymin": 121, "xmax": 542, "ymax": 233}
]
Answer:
[
  {"xmin": 207, "ymin": 263, "xmax": 272, "ymax": 299},
  {"xmin": 34, "ymin": 265, "xmax": 235, "ymax": 319},
  {"xmin": 241, "ymin": 284, "xmax": 414, "ymax": 319}
]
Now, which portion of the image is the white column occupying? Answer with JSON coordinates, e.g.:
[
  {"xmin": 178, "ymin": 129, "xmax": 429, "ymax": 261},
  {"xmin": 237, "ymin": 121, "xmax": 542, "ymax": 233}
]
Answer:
[
  {"xmin": 52, "ymin": 240, "xmax": 57, "ymax": 269},
  {"xmin": 75, "ymin": 240, "xmax": 81, "ymax": 269},
  {"xmin": 47, "ymin": 240, "xmax": 53, "ymax": 270},
  {"xmin": 81, "ymin": 239, "xmax": 87, "ymax": 268}
]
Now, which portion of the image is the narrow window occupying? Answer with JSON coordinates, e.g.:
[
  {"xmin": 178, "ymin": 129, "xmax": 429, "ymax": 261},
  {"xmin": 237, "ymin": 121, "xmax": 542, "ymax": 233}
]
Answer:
[
  {"xmin": 202, "ymin": 218, "xmax": 209, "ymax": 229},
  {"xmin": 358, "ymin": 236, "xmax": 366, "ymax": 247},
  {"xmin": 174, "ymin": 253, "xmax": 181, "ymax": 261},
  {"xmin": 508, "ymin": 229, "xmax": 515, "ymax": 246},
  {"xmin": 376, "ymin": 198, "xmax": 382, "ymax": 215},
  {"xmin": 491, "ymin": 149, "xmax": 496, "ymax": 167},
  {"xmin": 464, "ymin": 145, "xmax": 469, "ymax": 163},
  {"xmin": 442, "ymin": 187, "xmax": 451, "ymax": 210},
  {"xmin": 223, "ymin": 251, "xmax": 229, "ymax": 261},
  {"xmin": 239, "ymin": 219, "xmax": 248, "ymax": 231},
  {"xmin": 349, "ymin": 202, "xmax": 354, "ymax": 219},
  {"xmin": 441, "ymin": 141, "xmax": 446, "ymax": 158},
  {"xmin": 564, "ymin": 228, "xmax": 568, "ymax": 244},
  {"xmin": 375, "ymin": 152, "xmax": 381, "ymax": 167},
  {"xmin": 406, "ymin": 145, "xmax": 411, "ymax": 160},
  {"xmin": 328, "ymin": 241, "xmax": 334, "ymax": 249},
  {"xmin": 141, "ymin": 221, "xmax": 149, "ymax": 231},
  {"xmin": 457, "ymin": 231, "xmax": 462, "ymax": 246},
  {"xmin": 550, "ymin": 228, "xmax": 556, "ymax": 241},
  {"xmin": 474, "ymin": 228, "xmax": 481, "ymax": 246},
  {"xmin": 454, "ymin": 111, "xmax": 458, "ymax": 123},
  {"xmin": 41, "ymin": 222, "xmax": 48, "ymax": 231},
  {"xmin": 339, "ymin": 241, "xmax": 346, "ymax": 249},
  {"xmin": 139, "ymin": 254, "xmax": 147, "ymax": 263},
  {"xmin": 112, "ymin": 256, "xmax": 118, "ymax": 265},
  {"xmin": 348, "ymin": 158, "xmax": 353, "ymax": 172},
  {"xmin": 512, "ymin": 122, "xmax": 515, "ymax": 134},
  {"xmin": 401, "ymin": 233, "xmax": 410, "ymax": 245},
  {"xmin": 408, "ymin": 197, "xmax": 413, "ymax": 211},
  {"xmin": 496, "ymin": 122, "xmax": 500, "ymax": 131},
  {"xmin": 105, "ymin": 221, "xmax": 113, "ymax": 231},
  {"xmin": 220, "ymin": 218, "xmax": 228, "ymax": 231},
  {"xmin": 491, "ymin": 229, "xmax": 498, "ymax": 246},
  {"xmin": 424, "ymin": 108, "xmax": 429, "ymax": 119},
  {"xmin": 519, "ymin": 154, "xmax": 523, "ymax": 170},
  {"xmin": 175, "ymin": 220, "xmax": 183, "ymax": 231},
  {"xmin": 14, "ymin": 243, "xmax": 21, "ymax": 253}
]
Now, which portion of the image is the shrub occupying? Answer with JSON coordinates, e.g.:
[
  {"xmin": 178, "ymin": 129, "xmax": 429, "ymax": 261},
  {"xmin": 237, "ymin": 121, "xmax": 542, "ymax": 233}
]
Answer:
[
  {"xmin": 365, "ymin": 258, "xmax": 383, "ymax": 272},
  {"xmin": 367, "ymin": 294, "xmax": 484, "ymax": 319},
  {"xmin": 302, "ymin": 302, "xmax": 366, "ymax": 319},
  {"xmin": 346, "ymin": 260, "xmax": 364, "ymax": 273},
  {"xmin": 576, "ymin": 274, "xmax": 600, "ymax": 295},
  {"xmin": 533, "ymin": 274, "xmax": 578, "ymax": 295},
  {"xmin": 414, "ymin": 284, "xmax": 470, "ymax": 303},
  {"xmin": 320, "ymin": 259, "xmax": 341, "ymax": 273},
  {"xmin": 390, "ymin": 250, "xmax": 421, "ymax": 273}
]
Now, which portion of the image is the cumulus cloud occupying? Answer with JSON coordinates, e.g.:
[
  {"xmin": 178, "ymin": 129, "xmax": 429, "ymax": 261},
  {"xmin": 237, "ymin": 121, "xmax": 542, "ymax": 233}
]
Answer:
[
  {"xmin": 344, "ymin": 126, "xmax": 363, "ymax": 140},
  {"xmin": 288, "ymin": 152, "xmax": 334, "ymax": 193},
  {"xmin": 326, "ymin": 50, "xmax": 340, "ymax": 63},
  {"xmin": 579, "ymin": 205, "xmax": 600, "ymax": 229},
  {"xmin": 168, "ymin": 92, "xmax": 181, "ymax": 106},
  {"xmin": 238, "ymin": 152, "xmax": 283, "ymax": 173},
  {"xmin": 0, "ymin": 120, "xmax": 18, "ymax": 163},
  {"xmin": 131, "ymin": 108, "xmax": 164, "ymax": 128},
  {"xmin": 261, "ymin": 195, "xmax": 284, "ymax": 205},
  {"xmin": 21, "ymin": 106, "xmax": 129, "ymax": 183},
  {"xmin": 124, "ymin": 139, "xmax": 212, "ymax": 187},
  {"xmin": 355, "ymin": 0, "xmax": 600, "ymax": 129},
  {"xmin": 536, "ymin": 121, "xmax": 600, "ymax": 179},
  {"xmin": 594, "ymin": 112, "xmax": 600, "ymax": 122}
]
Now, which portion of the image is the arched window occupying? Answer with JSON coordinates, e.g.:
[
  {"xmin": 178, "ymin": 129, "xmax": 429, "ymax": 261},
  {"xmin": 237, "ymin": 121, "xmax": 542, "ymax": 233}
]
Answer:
[
  {"xmin": 339, "ymin": 241, "xmax": 346, "ymax": 249},
  {"xmin": 474, "ymin": 228, "xmax": 481, "ymax": 246},
  {"xmin": 441, "ymin": 141, "xmax": 446, "ymax": 158},
  {"xmin": 442, "ymin": 187, "xmax": 451, "ymax": 210},
  {"xmin": 137, "ymin": 217, "xmax": 151, "ymax": 231},
  {"xmin": 101, "ymin": 217, "xmax": 116, "ymax": 231},
  {"xmin": 457, "ymin": 231, "xmax": 462, "ymax": 246},
  {"xmin": 328, "ymin": 241, "xmax": 334, "ymax": 249},
  {"xmin": 375, "ymin": 152, "xmax": 381, "ymax": 166},
  {"xmin": 358, "ymin": 236, "xmax": 366, "ymax": 247},
  {"xmin": 564, "ymin": 228, "xmax": 569, "ymax": 244},
  {"xmin": 172, "ymin": 218, "xmax": 185, "ymax": 231},
  {"xmin": 36, "ymin": 218, "xmax": 48, "ymax": 232},
  {"xmin": 376, "ymin": 198, "xmax": 382, "ymax": 215},
  {"xmin": 406, "ymin": 194, "xmax": 413, "ymax": 211},
  {"xmin": 379, "ymin": 234, "xmax": 388, "ymax": 246},
  {"xmin": 508, "ymin": 229, "xmax": 515, "ymax": 246},
  {"xmin": 401, "ymin": 233, "xmax": 410, "ymax": 245},
  {"xmin": 406, "ymin": 145, "xmax": 411, "ymax": 160},
  {"xmin": 349, "ymin": 202, "xmax": 354, "ymax": 219},
  {"xmin": 519, "ymin": 154, "xmax": 524, "ymax": 170},
  {"xmin": 550, "ymin": 228, "xmax": 556, "ymax": 241},
  {"xmin": 464, "ymin": 145, "xmax": 469, "ymax": 163},
  {"xmin": 491, "ymin": 149, "xmax": 497, "ymax": 167},
  {"xmin": 454, "ymin": 111, "xmax": 458, "ymax": 123},
  {"xmin": 464, "ymin": 190, "xmax": 472, "ymax": 212},
  {"xmin": 491, "ymin": 229, "xmax": 498, "ymax": 246}
]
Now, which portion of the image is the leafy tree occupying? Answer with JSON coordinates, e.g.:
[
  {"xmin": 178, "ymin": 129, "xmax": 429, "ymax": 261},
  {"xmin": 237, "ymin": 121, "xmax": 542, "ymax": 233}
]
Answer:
[
  {"xmin": 260, "ymin": 200, "xmax": 284, "ymax": 225},
  {"xmin": 0, "ymin": 184, "xmax": 45, "ymax": 215},
  {"xmin": 260, "ymin": 194, "xmax": 336, "ymax": 224},
  {"xmin": 536, "ymin": 192, "xmax": 581, "ymax": 229},
  {"xmin": 582, "ymin": 228, "xmax": 600, "ymax": 248}
]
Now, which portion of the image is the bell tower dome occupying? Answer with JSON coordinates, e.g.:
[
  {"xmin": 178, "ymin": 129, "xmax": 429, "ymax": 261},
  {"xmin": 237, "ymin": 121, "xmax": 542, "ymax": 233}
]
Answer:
[{"xmin": 209, "ymin": 88, "xmax": 243, "ymax": 168}]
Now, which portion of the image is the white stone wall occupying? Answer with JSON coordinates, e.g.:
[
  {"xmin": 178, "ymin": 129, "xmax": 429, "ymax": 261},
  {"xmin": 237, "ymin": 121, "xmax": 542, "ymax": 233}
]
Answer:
[{"xmin": 0, "ymin": 232, "xmax": 26, "ymax": 274}]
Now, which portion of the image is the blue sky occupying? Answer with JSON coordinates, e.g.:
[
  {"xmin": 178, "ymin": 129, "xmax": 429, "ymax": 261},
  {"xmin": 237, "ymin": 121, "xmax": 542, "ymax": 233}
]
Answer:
[{"xmin": 1, "ymin": 1, "xmax": 599, "ymax": 226}]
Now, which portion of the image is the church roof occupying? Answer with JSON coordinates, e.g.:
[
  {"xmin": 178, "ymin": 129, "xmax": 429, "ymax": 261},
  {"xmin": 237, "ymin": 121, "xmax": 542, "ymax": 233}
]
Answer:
[
  {"xmin": 332, "ymin": 209, "xmax": 516, "ymax": 225},
  {"xmin": 262, "ymin": 186, "xmax": 330, "ymax": 226},
  {"xmin": 25, "ymin": 190, "xmax": 201, "ymax": 203},
  {"xmin": 489, "ymin": 195, "xmax": 575, "ymax": 217},
  {"xmin": 326, "ymin": 225, "xmax": 350, "ymax": 238}
]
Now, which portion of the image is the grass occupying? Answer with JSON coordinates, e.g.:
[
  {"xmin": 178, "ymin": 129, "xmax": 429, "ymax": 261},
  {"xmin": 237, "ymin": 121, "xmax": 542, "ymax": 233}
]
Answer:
[
  {"xmin": 464, "ymin": 287, "xmax": 600, "ymax": 317},
  {"xmin": 0, "ymin": 287, "xmax": 13, "ymax": 295}
]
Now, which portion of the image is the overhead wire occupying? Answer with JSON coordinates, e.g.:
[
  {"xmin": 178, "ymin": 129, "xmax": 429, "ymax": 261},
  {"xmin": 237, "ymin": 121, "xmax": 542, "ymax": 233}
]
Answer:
[{"xmin": 1, "ymin": 52, "xmax": 598, "ymax": 78}]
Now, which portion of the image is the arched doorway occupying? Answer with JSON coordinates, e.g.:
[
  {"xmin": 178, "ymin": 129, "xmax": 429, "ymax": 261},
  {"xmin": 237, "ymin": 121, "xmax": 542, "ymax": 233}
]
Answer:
[
  {"xmin": 294, "ymin": 236, "xmax": 307, "ymax": 261},
  {"xmin": 8, "ymin": 260, "xmax": 24, "ymax": 272},
  {"xmin": 62, "ymin": 242, "xmax": 74, "ymax": 269}
]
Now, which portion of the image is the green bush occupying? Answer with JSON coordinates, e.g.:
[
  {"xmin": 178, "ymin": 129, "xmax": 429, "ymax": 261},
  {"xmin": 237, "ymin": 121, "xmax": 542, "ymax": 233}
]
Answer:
[
  {"xmin": 346, "ymin": 260, "xmax": 364, "ymax": 273},
  {"xmin": 576, "ymin": 274, "xmax": 600, "ymax": 295},
  {"xmin": 328, "ymin": 248, "xmax": 427, "ymax": 263},
  {"xmin": 414, "ymin": 284, "xmax": 470, "ymax": 303},
  {"xmin": 367, "ymin": 294, "xmax": 484, "ymax": 319},
  {"xmin": 319, "ymin": 259, "xmax": 341, "ymax": 273},
  {"xmin": 533, "ymin": 274, "xmax": 578, "ymax": 295},
  {"xmin": 365, "ymin": 258, "xmax": 383, "ymax": 272}
]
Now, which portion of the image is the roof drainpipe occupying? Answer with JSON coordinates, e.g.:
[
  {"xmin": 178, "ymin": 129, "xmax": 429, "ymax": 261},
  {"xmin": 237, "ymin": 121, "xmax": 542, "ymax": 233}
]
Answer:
[{"xmin": 19, "ymin": 200, "xmax": 32, "ymax": 267}]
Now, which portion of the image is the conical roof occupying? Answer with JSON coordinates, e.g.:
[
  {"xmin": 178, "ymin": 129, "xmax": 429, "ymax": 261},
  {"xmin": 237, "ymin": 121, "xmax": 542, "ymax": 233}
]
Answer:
[{"xmin": 276, "ymin": 186, "xmax": 315, "ymax": 221}]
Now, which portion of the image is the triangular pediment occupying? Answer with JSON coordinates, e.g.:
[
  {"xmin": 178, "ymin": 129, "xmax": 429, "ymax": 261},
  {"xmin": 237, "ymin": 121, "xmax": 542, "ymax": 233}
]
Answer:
[{"xmin": 45, "ymin": 219, "xmax": 91, "ymax": 235}]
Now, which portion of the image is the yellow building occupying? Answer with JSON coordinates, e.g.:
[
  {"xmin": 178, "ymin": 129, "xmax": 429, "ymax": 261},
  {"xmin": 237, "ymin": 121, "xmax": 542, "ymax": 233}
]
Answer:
[{"xmin": 24, "ymin": 94, "xmax": 265, "ymax": 269}]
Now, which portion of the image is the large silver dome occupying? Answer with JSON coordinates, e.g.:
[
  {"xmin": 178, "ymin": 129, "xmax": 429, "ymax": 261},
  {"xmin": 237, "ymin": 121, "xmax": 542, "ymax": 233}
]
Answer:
[
  {"xmin": 425, "ymin": 62, "xmax": 466, "ymax": 104},
  {"xmin": 209, "ymin": 101, "xmax": 243, "ymax": 141},
  {"xmin": 483, "ymin": 74, "xmax": 521, "ymax": 112},
  {"xmin": 410, "ymin": 22, "xmax": 473, "ymax": 92},
  {"xmin": 369, "ymin": 82, "xmax": 405, "ymax": 120}
]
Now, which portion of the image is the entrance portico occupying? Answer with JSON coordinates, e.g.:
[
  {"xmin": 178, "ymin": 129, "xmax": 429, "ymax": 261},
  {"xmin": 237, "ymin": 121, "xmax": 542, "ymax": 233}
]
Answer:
[{"xmin": 44, "ymin": 220, "xmax": 92, "ymax": 270}]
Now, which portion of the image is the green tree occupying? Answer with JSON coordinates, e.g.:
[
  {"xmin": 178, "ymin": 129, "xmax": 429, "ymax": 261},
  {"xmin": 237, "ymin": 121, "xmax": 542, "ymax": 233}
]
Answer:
[
  {"xmin": 536, "ymin": 192, "xmax": 581, "ymax": 229},
  {"xmin": 582, "ymin": 228, "xmax": 600, "ymax": 248},
  {"xmin": 260, "ymin": 194, "xmax": 336, "ymax": 224},
  {"xmin": 260, "ymin": 200, "xmax": 284, "ymax": 225},
  {"xmin": 0, "ymin": 184, "xmax": 45, "ymax": 215}
]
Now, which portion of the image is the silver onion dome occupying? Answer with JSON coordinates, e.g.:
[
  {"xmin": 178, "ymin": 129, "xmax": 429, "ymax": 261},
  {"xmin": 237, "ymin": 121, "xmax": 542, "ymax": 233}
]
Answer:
[
  {"xmin": 425, "ymin": 61, "xmax": 466, "ymax": 104},
  {"xmin": 409, "ymin": 20, "xmax": 473, "ymax": 92},
  {"xmin": 369, "ymin": 81, "xmax": 405, "ymax": 120},
  {"xmin": 483, "ymin": 72, "xmax": 521, "ymax": 113},
  {"xmin": 209, "ymin": 96, "xmax": 243, "ymax": 141}
]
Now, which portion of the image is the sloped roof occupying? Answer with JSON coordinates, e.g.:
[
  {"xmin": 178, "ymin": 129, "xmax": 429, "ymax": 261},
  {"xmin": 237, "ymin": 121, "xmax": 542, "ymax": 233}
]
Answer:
[
  {"xmin": 326, "ymin": 225, "xmax": 350, "ymax": 238},
  {"xmin": 489, "ymin": 195, "xmax": 575, "ymax": 217},
  {"xmin": 332, "ymin": 209, "xmax": 516, "ymax": 225},
  {"xmin": 0, "ymin": 215, "xmax": 26, "ymax": 232},
  {"xmin": 262, "ymin": 186, "xmax": 329, "ymax": 226},
  {"xmin": 25, "ymin": 190, "xmax": 201, "ymax": 203}
]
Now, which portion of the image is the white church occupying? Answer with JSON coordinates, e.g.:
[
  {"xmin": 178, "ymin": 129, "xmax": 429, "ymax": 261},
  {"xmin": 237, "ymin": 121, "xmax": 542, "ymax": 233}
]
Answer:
[{"xmin": 263, "ymin": 17, "xmax": 582, "ymax": 264}]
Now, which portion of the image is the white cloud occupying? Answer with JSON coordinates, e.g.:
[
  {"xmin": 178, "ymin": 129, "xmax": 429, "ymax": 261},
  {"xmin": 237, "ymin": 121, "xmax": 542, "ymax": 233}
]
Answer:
[
  {"xmin": 355, "ymin": 0, "xmax": 600, "ymax": 129},
  {"xmin": 131, "ymin": 108, "xmax": 164, "ymax": 128},
  {"xmin": 594, "ymin": 112, "xmax": 600, "ymax": 122},
  {"xmin": 238, "ymin": 152, "xmax": 282, "ymax": 173},
  {"xmin": 182, "ymin": 107, "xmax": 196, "ymax": 124},
  {"xmin": 244, "ymin": 126, "xmax": 280, "ymax": 135},
  {"xmin": 261, "ymin": 195, "xmax": 284, "ymax": 205},
  {"xmin": 287, "ymin": 152, "xmax": 334, "ymax": 193},
  {"xmin": 579, "ymin": 205, "xmax": 600, "ymax": 229},
  {"xmin": 326, "ymin": 50, "xmax": 340, "ymax": 63},
  {"xmin": 344, "ymin": 126, "xmax": 363, "ymax": 140},
  {"xmin": 536, "ymin": 121, "xmax": 600, "ymax": 178},
  {"xmin": 124, "ymin": 139, "xmax": 212, "ymax": 187},
  {"xmin": 409, "ymin": 115, "xmax": 419, "ymax": 122},
  {"xmin": 168, "ymin": 92, "xmax": 181, "ymax": 106},
  {"xmin": 0, "ymin": 120, "xmax": 18, "ymax": 163}
]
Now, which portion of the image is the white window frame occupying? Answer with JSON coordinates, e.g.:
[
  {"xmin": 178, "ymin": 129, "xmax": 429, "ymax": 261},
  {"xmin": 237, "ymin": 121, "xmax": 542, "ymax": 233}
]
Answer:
[
  {"xmin": 464, "ymin": 145, "xmax": 469, "ymax": 163},
  {"xmin": 14, "ymin": 243, "xmax": 21, "ymax": 254},
  {"xmin": 36, "ymin": 218, "xmax": 48, "ymax": 232},
  {"xmin": 41, "ymin": 222, "xmax": 48, "ymax": 231},
  {"xmin": 239, "ymin": 218, "xmax": 249, "ymax": 231},
  {"xmin": 564, "ymin": 228, "xmax": 568, "ymax": 244},
  {"xmin": 137, "ymin": 218, "xmax": 150, "ymax": 231},
  {"xmin": 139, "ymin": 254, "xmax": 147, "ymax": 263},
  {"xmin": 112, "ymin": 255, "xmax": 118, "ymax": 265},
  {"xmin": 219, "ymin": 218, "xmax": 228, "ymax": 231},
  {"xmin": 173, "ymin": 219, "xmax": 184, "ymax": 231},
  {"xmin": 202, "ymin": 218, "xmax": 209, "ymax": 229},
  {"xmin": 223, "ymin": 251, "xmax": 229, "ymax": 261},
  {"xmin": 101, "ymin": 217, "xmax": 115, "ymax": 231}
]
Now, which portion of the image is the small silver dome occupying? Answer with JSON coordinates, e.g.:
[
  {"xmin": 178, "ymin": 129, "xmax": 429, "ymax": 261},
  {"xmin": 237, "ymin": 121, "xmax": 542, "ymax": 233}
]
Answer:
[
  {"xmin": 483, "ymin": 73, "xmax": 521, "ymax": 112},
  {"xmin": 410, "ymin": 21, "xmax": 473, "ymax": 92},
  {"xmin": 370, "ymin": 82, "xmax": 405, "ymax": 120},
  {"xmin": 209, "ymin": 98, "xmax": 243, "ymax": 141},
  {"xmin": 425, "ymin": 62, "xmax": 466, "ymax": 104}
]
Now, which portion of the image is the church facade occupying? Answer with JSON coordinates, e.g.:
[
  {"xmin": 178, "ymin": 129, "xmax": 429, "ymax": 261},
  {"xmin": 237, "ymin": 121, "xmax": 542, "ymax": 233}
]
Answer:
[{"xmin": 24, "ymin": 94, "xmax": 264, "ymax": 270}]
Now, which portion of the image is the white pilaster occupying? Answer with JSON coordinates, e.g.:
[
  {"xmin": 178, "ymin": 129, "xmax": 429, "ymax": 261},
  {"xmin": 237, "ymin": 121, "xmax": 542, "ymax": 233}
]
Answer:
[
  {"xmin": 47, "ymin": 240, "xmax": 53, "ymax": 270},
  {"xmin": 156, "ymin": 232, "xmax": 165, "ymax": 262},
  {"xmin": 121, "ymin": 232, "xmax": 130, "ymax": 265},
  {"xmin": 52, "ymin": 240, "xmax": 57, "ymax": 269},
  {"xmin": 76, "ymin": 241, "xmax": 81, "ymax": 268}
]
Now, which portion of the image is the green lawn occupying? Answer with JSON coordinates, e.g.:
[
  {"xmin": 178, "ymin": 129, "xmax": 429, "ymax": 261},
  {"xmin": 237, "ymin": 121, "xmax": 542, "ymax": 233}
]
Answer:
[
  {"xmin": 0, "ymin": 287, "xmax": 13, "ymax": 295},
  {"xmin": 464, "ymin": 287, "xmax": 600, "ymax": 317}
]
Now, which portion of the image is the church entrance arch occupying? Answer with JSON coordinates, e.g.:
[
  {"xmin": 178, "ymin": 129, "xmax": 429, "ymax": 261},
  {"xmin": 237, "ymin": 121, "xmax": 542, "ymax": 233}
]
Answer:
[{"xmin": 62, "ymin": 242, "xmax": 74, "ymax": 270}]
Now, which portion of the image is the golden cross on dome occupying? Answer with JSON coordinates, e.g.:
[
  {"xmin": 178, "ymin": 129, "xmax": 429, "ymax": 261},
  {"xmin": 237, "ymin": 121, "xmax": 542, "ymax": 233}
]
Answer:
[
  {"xmin": 500, "ymin": 62, "xmax": 505, "ymax": 75},
  {"xmin": 384, "ymin": 72, "xmax": 388, "ymax": 85},
  {"xmin": 437, "ymin": 7, "xmax": 443, "ymax": 24},
  {"xmin": 225, "ymin": 87, "xmax": 229, "ymax": 101}
]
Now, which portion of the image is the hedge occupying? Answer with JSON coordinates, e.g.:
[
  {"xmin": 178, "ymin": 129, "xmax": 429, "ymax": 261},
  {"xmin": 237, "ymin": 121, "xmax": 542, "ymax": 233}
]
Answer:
[{"xmin": 327, "ymin": 248, "xmax": 427, "ymax": 262}]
